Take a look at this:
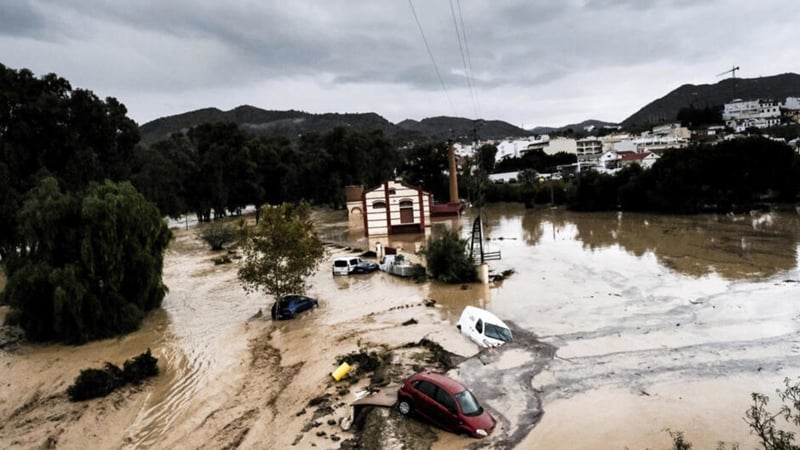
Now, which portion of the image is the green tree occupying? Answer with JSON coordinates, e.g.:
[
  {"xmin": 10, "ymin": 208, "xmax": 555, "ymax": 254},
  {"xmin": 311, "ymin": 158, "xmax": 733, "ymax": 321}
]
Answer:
[
  {"xmin": 238, "ymin": 202, "xmax": 324, "ymax": 300},
  {"xmin": 475, "ymin": 143, "xmax": 498, "ymax": 174},
  {"xmin": 0, "ymin": 64, "xmax": 139, "ymax": 259},
  {"xmin": 400, "ymin": 142, "xmax": 450, "ymax": 201},
  {"xmin": 2, "ymin": 178, "xmax": 171, "ymax": 343},
  {"xmin": 421, "ymin": 229, "xmax": 477, "ymax": 283}
]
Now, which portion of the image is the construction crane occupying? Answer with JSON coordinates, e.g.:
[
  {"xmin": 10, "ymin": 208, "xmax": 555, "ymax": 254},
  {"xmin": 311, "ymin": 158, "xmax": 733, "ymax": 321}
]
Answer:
[{"xmin": 716, "ymin": 65, "xmax": 740, "ymax": 79}]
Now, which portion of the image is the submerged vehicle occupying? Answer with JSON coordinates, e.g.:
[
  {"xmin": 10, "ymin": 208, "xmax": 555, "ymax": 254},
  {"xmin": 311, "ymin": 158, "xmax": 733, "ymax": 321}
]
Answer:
[
  {"xmin": 379, "ymin": 254, "xmax": 416, "ymax": 277},
  {"xmin": 456, "ymin": 306, "xmax": 512, "ymax": 348},
  {"xmin": 332, "ymin": 257, "xmax": 379, "ymax": 276},
  {"xmin": 270, "ymin": 294, "xmax": 318, "ymax": 320},
  {"xmin": 396, "ymin": 371, "xmax": 496, "ymax": 438}
]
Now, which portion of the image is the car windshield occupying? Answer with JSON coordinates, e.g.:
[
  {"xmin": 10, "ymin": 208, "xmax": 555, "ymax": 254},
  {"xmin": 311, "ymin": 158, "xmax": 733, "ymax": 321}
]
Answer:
[
  {"xmin": 484, "ymin": 323, "xmax": 512, "ymax": 342},
  {"xmin": 454, "ymin": 390, "xmax": 483, "ymax": 416}
]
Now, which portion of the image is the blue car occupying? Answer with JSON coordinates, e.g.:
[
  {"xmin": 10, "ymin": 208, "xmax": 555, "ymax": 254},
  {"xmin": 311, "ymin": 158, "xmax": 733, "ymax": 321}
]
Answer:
[{"xmin": 271, "ymin": 294, "xmax": 318, "ymax": 320}]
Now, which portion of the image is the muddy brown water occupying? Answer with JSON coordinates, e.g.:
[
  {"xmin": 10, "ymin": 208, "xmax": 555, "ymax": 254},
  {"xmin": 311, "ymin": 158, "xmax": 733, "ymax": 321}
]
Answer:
[
  {"xmin": 2, "ymin": 204, "xmax": 799, "ymax": 449},
  {"xmin": 321, "ymin": 204, "xmax": 800, "ymax": 449}
]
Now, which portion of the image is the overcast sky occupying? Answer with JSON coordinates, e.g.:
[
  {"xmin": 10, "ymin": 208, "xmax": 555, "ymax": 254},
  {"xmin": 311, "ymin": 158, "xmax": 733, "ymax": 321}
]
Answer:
[{"xmin": 1, "ymin": 0, "xmax": 797, "ymax": 128}]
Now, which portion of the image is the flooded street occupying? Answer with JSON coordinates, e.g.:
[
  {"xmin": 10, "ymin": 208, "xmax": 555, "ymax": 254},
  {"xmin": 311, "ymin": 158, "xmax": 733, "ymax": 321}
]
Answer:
[{"xmin": 2, "ymin": 204, "xmax": 799, "ymax": 449}]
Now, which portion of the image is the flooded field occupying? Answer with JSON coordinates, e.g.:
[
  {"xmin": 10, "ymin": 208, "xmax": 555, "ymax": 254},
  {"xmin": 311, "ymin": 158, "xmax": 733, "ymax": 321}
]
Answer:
[
  {"xmin": 322, "ymin": 203, "xmax": 800, "ymax": 448},
  {"xmin": 2, "ymin": 204, "xmax": 799, "ymax": 449}
]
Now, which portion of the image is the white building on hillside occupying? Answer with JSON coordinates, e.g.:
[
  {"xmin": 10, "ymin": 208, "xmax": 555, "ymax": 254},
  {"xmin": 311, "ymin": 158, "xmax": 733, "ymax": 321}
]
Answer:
[
  {"xmin": 543, "ymin": 137, "xmax": 577, "ymax": 155},
  {"xmin": 723, "ymin": 99, "xmax": 781, "ymax": 132},
  {"xmin": 576, "ymin": 137, "xmax": 603, "ymax": 162}
]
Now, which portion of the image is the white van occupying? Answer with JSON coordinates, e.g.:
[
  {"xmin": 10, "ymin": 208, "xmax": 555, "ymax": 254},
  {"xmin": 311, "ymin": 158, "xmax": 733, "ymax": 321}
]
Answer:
[
  {"xmin": 332, "ymin": 257, "xmax": 378, "ymax": 276},
  {"xmin": 456, "ymin": 306, "xmax": 513, "ymax": 348}
]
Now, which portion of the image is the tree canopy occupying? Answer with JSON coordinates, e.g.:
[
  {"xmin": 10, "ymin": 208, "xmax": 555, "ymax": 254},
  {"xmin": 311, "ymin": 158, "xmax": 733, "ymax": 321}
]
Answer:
[
  {"xmin": 237, "ymin": 202, "xmax": 325, "ymax": 300},
  {"xmin": 0, "ymin": 64, "xmax": 140, "ymax": 259},
  {"xmin": 566, "ymin": 137, "xmax": 800, "ymax": 213},
  {"xmin": 1, "ymin": 65, "xmax": 170, "ymax": 343},
  {"xmin": 2, "ymin": 179, "xmax": 170, "ymax": 343}
]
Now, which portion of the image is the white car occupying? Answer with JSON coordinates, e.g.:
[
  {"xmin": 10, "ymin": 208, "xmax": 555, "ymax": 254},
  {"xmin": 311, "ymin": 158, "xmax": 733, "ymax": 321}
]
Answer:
[{"xmin": 456, "ymin": 306, "xmax": 512, "ymax": 348}]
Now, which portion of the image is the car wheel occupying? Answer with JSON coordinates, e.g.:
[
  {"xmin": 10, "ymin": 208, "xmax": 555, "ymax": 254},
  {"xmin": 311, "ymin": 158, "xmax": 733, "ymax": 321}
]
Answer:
[{"xmin": 397, "ymin": 400, "xmax": 412, "ymax": 416}]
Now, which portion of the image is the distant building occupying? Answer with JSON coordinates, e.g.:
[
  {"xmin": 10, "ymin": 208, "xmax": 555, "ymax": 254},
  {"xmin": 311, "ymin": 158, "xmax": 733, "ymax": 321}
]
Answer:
[
  {"xmin": 723, "ymin": 99, "xmax": 781, "ymax": 132},
  {"xmin": 576, "ymin": 137, "xmax": 603, "ymax": 162},
  {"xmin": 542, "ymin": 137, "xmax": 578, "ymax": 156},
  {"xmin": 632, "ymin": 135, "xmax": 688, "ymax": 153},
  {"xmin": 488, "ymin": 171, "xmax": 520, "ymax": 184},
  {"xmin": 620, "ymin": 151, "xmax": 659, "ymax": 169}
]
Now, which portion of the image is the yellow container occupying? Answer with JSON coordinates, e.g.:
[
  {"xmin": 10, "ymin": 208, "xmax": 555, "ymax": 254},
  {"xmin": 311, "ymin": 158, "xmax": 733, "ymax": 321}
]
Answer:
[{"xmin": 331, "ymin": 362, "xmax": 351, "ymax": 381}]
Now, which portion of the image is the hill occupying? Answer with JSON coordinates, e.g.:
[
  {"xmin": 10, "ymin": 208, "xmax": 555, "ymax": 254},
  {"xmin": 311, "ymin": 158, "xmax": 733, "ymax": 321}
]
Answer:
[
  {"xmin": 622, "ymin": 73, "xmax": 800, "ymax": 128},
  {"xmin": 139, "ymin": 106, "xmax": 531, "ymax": 145},
  {"xmin": 528, "ymin": 119, "xmax": 618, "ymax": 136},
  {"xmin": 395, "ymin": 116, "xmax": 530, "ymax": 142}
]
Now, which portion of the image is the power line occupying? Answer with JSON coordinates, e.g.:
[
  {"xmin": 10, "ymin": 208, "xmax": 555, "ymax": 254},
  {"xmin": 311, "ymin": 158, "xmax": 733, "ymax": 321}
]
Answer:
[
  {"xmin": 456, "ymin": 0, "xmax": 480, "ymax": 118},
  {"xmin": 407, "ymin": 0, "xmax": 456, "ymax": 115},
  {"xmin": 449, "ymin": 0, "xmax": 478, "ymax": 118}
]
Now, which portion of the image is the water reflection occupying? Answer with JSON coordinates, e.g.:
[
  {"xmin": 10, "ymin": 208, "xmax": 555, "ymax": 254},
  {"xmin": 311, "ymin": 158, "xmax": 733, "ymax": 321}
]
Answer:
[{"xmin": 321, "ymin": 204, "xmax": 800, "ymax": 281}]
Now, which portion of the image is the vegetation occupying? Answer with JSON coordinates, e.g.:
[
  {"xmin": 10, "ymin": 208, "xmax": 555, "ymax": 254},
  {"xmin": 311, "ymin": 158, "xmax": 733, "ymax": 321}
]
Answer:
[
  {"xmin": 668, "ymin": 378, "xmax": 800, "ymax": 450},
  {"xmin": 420, "ymin": 229, "xmax": 477, "ymax": 283},
  {"xmin": 567, "ymin": 137, "xmax": 800, "ymax": 213},
  {"xmin": 1, "ymin": 65, "xmax": 171, "ymax": 344},
  {"xmin": 494, "ymin": 149, "xmax": 577, "ymax": 174},
  {"xmin": 133, "ymin": 124, "xmax": 400, "ymax": 219},
  {"xmin": 2, "ymin": 179, "xmax": 170, "ymax": 343},
  {"xmin": 399, "ymin": 141, "xmax": 451, "ymax": 201},
  {"xmin": 0, "ymin": 64, "xmax": 139, "ymax": 262},
  {"xmin": 676, "ymin": 105, "xmax": 722, "ymax": 128},
  {"xmin": 67, "ymin": 349, "xmax": 159, "ymax": 401},
  {"xmin": 238, "ymin": 202, "xmax": 325, "ymax": 300},
  {"xmin": 200, "ymin": 221, "xmax": 237, "ymax": 251}
]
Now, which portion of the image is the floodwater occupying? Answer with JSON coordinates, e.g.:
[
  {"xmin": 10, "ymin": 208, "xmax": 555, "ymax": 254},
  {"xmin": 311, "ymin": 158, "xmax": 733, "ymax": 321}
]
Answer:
[
  {"xmin": 2, "ymin": 204, "xmax": 799, "ymax": 449},
  {"xmin": 321, "ymin": 203, "xmax": 800, "ymax": 448}
]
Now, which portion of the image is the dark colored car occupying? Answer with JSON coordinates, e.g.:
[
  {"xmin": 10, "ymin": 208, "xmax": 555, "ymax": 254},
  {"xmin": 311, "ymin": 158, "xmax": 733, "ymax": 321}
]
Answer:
[
  {"xmin": 396, "ymin": 371, "xmax": 496, "ymax": 438},
  {"xmin": 351, "ymin": 259, "xmax": 379, "ymax": 274},
  {"xmin": 270, "ymin": 294, "xmax": 318, "ymax": 320}
]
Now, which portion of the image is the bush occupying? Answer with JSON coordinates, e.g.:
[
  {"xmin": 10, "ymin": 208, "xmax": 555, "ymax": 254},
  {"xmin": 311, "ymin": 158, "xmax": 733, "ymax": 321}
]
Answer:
[
  {"xmin": 200, "ymin": 221, "xmax": 237, "ymax": 251},
  {"xmin": 67, "ymin": 365, "xmax": 123, "ymax": 401},
  {"xmin": 123, "ymin": 348, "xmax": 159, "ymax": 384},
  {"xmin": 67, "ymin": 349, "xmax": 159, "ymax": 401},
  {"xmin": 421, "ymin": 229, "xmax": 477, "ymax": 283}
]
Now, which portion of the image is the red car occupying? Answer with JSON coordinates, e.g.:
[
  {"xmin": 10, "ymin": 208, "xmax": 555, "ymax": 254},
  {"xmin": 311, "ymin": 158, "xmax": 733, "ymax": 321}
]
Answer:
[{"xmin": 396, "ymin": 371, "xmax": 496, "ymax": 438}]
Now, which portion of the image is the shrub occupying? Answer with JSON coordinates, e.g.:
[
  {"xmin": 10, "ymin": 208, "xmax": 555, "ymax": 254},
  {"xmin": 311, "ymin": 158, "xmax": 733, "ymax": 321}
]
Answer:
[
  {"xmin": 200, "ymin": 221, "xmax": 237, "ymax": 251},
  {"xmin": 420, "ymin": 229, "xmax": 477, "ymax": 283},
  {"xmin": 67, "ymin": 349, "xmax": 159, "ymax": 401},
  {"xmin": 123, "ymin": 348, "xmax": 159, "ymax": 384},
  {"xmin": 67, "ymin": 365, "xmax": 123, "ymax": 401}
]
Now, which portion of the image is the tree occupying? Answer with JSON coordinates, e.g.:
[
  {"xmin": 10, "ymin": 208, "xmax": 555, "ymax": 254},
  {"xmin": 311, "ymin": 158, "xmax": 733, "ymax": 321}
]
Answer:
[
  {"xmin": 0, "ymin": 64, "xmax": 140, "ymax": 260},
  {"xmin": 199, "ymin": 221, "xmax": 237, "ymax": 251},
  {"xmin": 2, "ymin": 178, "xmax": 171, "ymax": 343},
  {"xmin": 421, "ymin": 229, "xmax": 477, "ymax": 283},
  {"xmin": 475, "ymin": 143, "xmax": 497, "ymax": 174},
  {"xmin": 238, "ymin": 202, "xmax": 325, "ymax": 300},
  {"xmin": 400, "ymin": 142, "xmax": 450, "ymax": 201}
]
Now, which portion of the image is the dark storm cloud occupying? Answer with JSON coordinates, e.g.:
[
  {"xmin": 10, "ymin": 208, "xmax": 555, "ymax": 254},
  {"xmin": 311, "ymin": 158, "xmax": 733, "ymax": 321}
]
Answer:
[
  {"xmin": 0, "ymin": 0, "xmax": 57, "ymax": 39},
  {"xmin": 0, "ymin": 0, "xmax": 794, "ymax": 126}
]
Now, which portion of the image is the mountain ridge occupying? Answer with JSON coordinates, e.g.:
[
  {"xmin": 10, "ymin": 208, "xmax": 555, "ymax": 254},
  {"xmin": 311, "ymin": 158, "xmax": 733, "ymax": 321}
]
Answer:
[{"xmin": 138, "ymin": 73, "xmax": 800, "ymax": 144}]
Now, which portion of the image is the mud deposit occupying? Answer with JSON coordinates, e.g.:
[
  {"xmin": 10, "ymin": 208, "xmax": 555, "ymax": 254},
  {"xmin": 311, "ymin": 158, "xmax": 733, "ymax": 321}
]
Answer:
[{"xmin": 1, "ymin": 204, "xmax": 799, "ymax": 449}]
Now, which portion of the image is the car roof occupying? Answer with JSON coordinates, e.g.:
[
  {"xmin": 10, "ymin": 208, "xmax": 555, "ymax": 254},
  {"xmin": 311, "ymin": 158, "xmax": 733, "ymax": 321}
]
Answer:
[
  {"xmin": 461, "ymin": 306, "xmax": 509, "ymax": 328},
  {"xmin": 412, "ymin": 372, "xmax": 466, "ymax": 395}
]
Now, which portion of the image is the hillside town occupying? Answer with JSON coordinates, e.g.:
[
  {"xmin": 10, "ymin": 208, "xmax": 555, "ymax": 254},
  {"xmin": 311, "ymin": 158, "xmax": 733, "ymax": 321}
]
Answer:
[{"xmin": 455, "ymin": 96, "xmax": 800, "ymax": 183}]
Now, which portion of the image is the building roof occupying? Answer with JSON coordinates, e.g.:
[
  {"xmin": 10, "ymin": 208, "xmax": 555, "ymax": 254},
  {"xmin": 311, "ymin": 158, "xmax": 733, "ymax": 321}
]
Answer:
[{"xmin": 620, "ymin": 152, "xmax": 653, "ymax": 161}]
